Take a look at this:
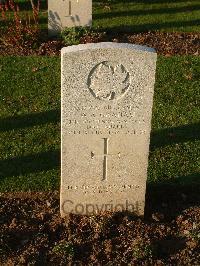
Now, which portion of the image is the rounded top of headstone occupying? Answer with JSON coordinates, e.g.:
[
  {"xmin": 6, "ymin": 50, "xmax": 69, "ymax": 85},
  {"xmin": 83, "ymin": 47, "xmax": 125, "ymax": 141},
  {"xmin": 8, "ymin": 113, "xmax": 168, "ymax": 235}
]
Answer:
[{"xmin": 61, "ymin": 42, "xmax": 156, "ymax": 55}]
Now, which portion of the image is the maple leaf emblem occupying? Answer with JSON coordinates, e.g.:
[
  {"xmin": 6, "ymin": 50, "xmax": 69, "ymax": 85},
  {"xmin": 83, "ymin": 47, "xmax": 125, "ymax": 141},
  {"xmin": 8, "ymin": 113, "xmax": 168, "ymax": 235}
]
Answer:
[{"xmin": 88, "ymin": 61, "xmax": 130, "ymax": 101}]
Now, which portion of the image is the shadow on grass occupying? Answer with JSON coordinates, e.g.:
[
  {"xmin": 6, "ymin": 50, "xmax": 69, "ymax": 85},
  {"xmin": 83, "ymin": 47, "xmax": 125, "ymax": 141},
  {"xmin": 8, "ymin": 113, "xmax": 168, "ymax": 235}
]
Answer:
[
  {"xmin": 0, "ymin": 110, "xmax": 199, "ymax": 146},
  {"xmin": 99, "ymin": 19, "xmax": 200, "ymax": 33},
  {"xmin": 0, "ymin": 110, "xmax": 199, "ymax": 182},
  {"xmin": 145, "ymin": 176, "xmax": 200, "ymax": 220},
  {"xmin": 0, "ymin": 150, "xmax": 60, "ymax": 178},
  {"xmin": 0, "ymin": 109, "xmax": 60, "ymax": 132},
  {"xmin": 150, "ymin": 122, "xmax": 200, "ymax": 150},
  {"xmin": 94, "ymin": 4, "xmax": 200, "ymax": 19},
  {"xmin": 93, "ymin": 0, "xmax": 189, "ymax": 3}
]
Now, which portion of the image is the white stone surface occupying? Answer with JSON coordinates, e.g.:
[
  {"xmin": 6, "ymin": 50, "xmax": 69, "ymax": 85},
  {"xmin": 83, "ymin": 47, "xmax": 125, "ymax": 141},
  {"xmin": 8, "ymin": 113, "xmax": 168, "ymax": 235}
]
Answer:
[
  {"xmin": 48, "ymin": 0, "xmax": 92, "ymax": 37},
  {"xmin": 61, "ymin": 42, "xmax": 157, "ymax": 216}
]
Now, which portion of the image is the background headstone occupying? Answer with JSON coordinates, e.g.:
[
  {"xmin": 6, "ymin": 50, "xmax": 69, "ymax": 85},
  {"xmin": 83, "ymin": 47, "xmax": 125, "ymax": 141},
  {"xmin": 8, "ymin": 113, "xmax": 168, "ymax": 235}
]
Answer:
[
  {"xmin": 48, "ymin": 0, "xmax": 92, "ymax": 37},
  {"xmin": 61, "ymin": 42, "xmax": 157, "ymax": 216}
]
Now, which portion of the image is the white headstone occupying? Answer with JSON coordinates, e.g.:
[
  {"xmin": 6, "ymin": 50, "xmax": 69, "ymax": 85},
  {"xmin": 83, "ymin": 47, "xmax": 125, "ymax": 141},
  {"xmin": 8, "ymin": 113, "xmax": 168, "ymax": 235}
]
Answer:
[
  {"xmin": 48, "ymin": 0, "xmax": 92, "ymax": 37},
  {"xmin": 61, "ymin": 42, "xmax": 157, "ymax": 216}
]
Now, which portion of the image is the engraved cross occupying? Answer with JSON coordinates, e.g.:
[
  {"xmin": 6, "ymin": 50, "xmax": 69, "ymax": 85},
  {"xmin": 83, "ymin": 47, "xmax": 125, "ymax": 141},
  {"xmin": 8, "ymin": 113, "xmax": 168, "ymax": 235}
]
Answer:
[
  {"xmin": 69, "ymin": 1, "xmax": 71, "ymax": 16},
  {"xmin": 68, "ymin": 0, "xmax": 79, "ymax": 16},
  {"xmin": 91, "ymin": 138, "xmax": 121, "ymax": 181}
]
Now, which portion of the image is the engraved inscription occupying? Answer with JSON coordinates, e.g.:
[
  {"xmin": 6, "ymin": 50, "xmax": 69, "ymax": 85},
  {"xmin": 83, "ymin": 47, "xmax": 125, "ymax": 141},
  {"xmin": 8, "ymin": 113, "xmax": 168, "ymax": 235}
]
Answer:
[
  {"xmin": 88, "ymin": 61, "xmax": 131, "ymax": 101},
  {"xmin": 65, "ymin": 103, "xmax": 147, "ymax": 136},
  {"xmin": 66, "ymin": 184, "xmax": 140, "ymax": 194}
]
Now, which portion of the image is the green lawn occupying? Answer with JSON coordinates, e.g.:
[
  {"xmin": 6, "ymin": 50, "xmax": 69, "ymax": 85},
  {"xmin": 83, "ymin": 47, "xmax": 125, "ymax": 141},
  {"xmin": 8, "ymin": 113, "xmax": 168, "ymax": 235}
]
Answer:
[
  {"xmin": 0, "ymin": 56, "xmax": 199, "ymax": 191},
  {"xmin": 1, "ymin": 0, "xmax": 200, "ymax": 33},
  {"xmin": 93, "ymin": 0, "xmax": 200, "ymax": 33}
]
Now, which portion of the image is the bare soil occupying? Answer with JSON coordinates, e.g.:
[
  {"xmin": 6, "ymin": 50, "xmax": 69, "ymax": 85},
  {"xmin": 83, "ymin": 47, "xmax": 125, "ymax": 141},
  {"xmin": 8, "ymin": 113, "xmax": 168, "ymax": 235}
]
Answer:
[
  {"xmin": 0, "ymin": 186, "xmax": 199, "ymax": 265},
  {"xmin": 0, "ymin": 31, "xmax": 199, "ymax": 56}
]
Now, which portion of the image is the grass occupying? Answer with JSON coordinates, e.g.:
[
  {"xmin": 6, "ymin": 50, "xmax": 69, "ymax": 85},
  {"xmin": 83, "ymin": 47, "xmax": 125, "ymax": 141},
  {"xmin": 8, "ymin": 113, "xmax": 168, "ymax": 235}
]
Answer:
[
  {"xmin": 0, "ymin": 56, "xmax": 60, "ymax": 191},
  {"xmin": 0, "ymin": 0, "xmax": 200, "ymax": 34},
  {"xmin": 0, "ymin": 55, "xmax": 199, "ymax": 191},
  {"xmin": 93, "ymin": 0, "xmax": 200, "ymax": 33}
]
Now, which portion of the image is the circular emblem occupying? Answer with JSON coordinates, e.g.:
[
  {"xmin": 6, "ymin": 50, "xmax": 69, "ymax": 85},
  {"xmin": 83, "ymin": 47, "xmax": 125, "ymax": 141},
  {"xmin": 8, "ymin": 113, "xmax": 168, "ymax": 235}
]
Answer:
[{"xmin": 88, "ymin": 61, "xmax": 131, "ymax": 101}]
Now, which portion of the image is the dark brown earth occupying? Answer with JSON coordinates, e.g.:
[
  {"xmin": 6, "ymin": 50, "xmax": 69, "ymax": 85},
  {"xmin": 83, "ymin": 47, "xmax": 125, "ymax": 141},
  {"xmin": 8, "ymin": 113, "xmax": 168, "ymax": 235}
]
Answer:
[
  {"xmin": 0, "ymin": 185, "xmax": 199, "ymax": 265},
  {"xmin": 0, "ymin": 31, "xmax": 199, "ymax": 56}
]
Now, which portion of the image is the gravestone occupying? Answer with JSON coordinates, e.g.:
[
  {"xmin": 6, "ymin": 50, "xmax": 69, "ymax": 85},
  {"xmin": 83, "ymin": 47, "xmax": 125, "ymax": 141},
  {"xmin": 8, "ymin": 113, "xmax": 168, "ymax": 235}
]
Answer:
[
  {"xmin": 61, "ymin": 42, "xmax": 157, "ymax": 216},
  {"xmin": 48, "ymin": 0, "xmax": 92, "ymax": 37}
]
